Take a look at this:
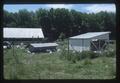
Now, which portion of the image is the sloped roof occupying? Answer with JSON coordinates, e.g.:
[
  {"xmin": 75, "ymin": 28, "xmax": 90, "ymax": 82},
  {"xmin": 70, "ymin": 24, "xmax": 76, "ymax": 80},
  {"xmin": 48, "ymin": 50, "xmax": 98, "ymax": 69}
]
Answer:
[
  {"xmin": 3, "ymin": 27, "xmax": 44, "ymax": 38},
  {"xmin": 70, "ymin": 32, "xmax": 110, "ymax": 39},
  {"xmin": 30, "ymin": 43, "xmax": 58, "ymax": 48}
]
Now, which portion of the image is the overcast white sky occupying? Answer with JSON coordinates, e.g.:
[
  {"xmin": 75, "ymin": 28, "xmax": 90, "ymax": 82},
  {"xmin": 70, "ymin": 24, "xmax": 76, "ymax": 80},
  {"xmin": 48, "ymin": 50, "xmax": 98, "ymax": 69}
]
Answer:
[{"xmin": 4, "ymin": 4, "xmax": 116, "ymax": 13}]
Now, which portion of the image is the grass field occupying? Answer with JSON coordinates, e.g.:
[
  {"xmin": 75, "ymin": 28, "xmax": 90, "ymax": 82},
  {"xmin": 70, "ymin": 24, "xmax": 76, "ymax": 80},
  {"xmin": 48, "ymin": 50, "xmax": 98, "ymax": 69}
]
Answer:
[
  {"xmin": 4, "ymin": 44, "xmax": 116, "ymax": 79},
  {"xmin": 4, "ymin": 41, "xmax": 116, "ymax": 79}
]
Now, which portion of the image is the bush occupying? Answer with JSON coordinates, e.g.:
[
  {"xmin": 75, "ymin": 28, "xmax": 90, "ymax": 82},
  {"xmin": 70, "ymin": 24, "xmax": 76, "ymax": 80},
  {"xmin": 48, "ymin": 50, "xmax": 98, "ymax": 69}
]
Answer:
[
  {"xmin": 58, "ymin": 32, "xmax": 66, "ymax": 41},
  {"xmin": 59, "ymin": 50, "xmax": 98, "ymax": 62},
  {"xmin": 59, "ymin": 49, "xmax": 79, "ymax": 63},
  {"xmin": 101, "ymin": 50, "xmax": 116, "ymax": 57},
  {"xmin": 103, "ymin": 43, "xmax": 116, "ymax": 57},
  {"xmin": 59, "ymin": 49, "xmax": 68, "ymax": 59},
  {"xmin": 80, "ymin": 51, "xmax": 97, "ymax": 59}
]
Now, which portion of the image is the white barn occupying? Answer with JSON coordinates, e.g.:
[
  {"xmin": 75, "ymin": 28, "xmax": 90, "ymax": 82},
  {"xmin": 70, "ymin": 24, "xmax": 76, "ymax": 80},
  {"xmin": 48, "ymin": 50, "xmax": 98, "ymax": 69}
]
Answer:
[
  {"xmin": 69, "ymin": 32, "xmax": 111, "ymax": 52},
  {"xmin": 3, "ymin": 28, "xmax": 58, "ymax": 53},
  {"xmin": 3, "ymin": 27, "xmax": 45, "ymax": 46},
  {"xmin": 3, "ymin": 27, "xmax": 44, "ymax": 39}
]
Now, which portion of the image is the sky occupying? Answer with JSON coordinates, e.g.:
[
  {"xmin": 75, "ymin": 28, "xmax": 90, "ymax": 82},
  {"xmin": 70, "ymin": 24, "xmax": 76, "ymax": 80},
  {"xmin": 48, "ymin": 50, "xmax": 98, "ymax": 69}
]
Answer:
[{"xmin": 4, "ymin": 4, "xmax": 116, "ymax": 13}]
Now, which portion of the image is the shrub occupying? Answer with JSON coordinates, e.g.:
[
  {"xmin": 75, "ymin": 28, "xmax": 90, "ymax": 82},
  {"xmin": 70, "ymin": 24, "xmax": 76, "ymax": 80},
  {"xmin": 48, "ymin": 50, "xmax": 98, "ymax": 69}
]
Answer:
[
  {"xmin": 101, "ymin": 50, "xmax": 116, "ymax": 57},
  {"xmin": 80, "ymin": 51, "xmax": 97, "ymax": 59},
  {"xmin": 103, "ymin": 43, "xmax": 116, "ymax": 57},
  {"xmin": 74, "ymin": 52, "xmax": 81, "ymax": 61},
  {"xmin": 58, "ymin": 32, "xmax": 66, "ymax": 41},
  {"xmin": 60, "ymin": 49, "xmax": 99, "ymax": 62},
  {"xmin": 60, "ymin": 49, "xmax": 68, "ymax": 60}
]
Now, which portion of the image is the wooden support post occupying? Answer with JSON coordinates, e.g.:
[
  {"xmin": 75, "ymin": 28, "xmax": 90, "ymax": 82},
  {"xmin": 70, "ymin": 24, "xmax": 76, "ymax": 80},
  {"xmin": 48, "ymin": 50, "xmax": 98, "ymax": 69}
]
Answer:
[
  {"xmin": 101, "ymin": 40, "xmax": 107, "ymax": 51},
  {"xmin": 82, "ymin": 39, "xmax": 83, "ymax": 52},
  {"xmin": 83, "ymin": 39, "xmax": 84, "ymax": 52},
  {"xmin": 91, "ymin": 41, "xmax": 99, "ymax": 51},
  {"xmin": 99, "ymin": 39, "xmax": 100, "ymax": 52}
]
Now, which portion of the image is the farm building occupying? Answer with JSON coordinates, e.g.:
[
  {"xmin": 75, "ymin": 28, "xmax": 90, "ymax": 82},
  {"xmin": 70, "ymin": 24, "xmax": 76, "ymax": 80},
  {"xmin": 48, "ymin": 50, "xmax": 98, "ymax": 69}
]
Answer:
[
  {"xmin": 3, "ymin": 27, "xmax": 44, "ymax": 48},
  {"xmin": 69, "ymin": 32, "xmax": 111, "ymax": 52},
  {"xmin": 3, "ymin": 27, "xmax": 59, "ymax": 53},
  {"xmin": 3, "ymin": 27, "xmax": 44, "ymax": 41},
  {"xmin": 27, "ymin": 43, "xmax": 58, "ymax": 53}
]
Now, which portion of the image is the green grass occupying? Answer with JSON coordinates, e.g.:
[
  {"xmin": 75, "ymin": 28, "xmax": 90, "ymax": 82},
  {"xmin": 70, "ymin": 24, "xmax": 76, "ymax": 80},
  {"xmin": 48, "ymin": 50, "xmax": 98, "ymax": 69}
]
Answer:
[{"xmin": 4, "ymin": 46, "xmax": 116, "ymax": 79}]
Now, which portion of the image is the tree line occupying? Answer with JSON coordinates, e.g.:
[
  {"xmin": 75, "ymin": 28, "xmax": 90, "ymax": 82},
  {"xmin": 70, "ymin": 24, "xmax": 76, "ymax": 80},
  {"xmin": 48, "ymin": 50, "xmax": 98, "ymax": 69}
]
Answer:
[{"xmin": 4, "ymin": 8, "xmax": 116, "ymax": 41}]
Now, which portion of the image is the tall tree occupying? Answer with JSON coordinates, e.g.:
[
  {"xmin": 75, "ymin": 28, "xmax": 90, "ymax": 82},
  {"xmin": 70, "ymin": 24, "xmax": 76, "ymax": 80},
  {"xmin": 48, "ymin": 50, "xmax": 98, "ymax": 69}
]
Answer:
[
  {"xmin": 3, "ymin": 9, "xmax": 116, "ymax": 40},
  {"xmin": 17, "ymin": 9, "xmax": 34, "ymax": 27},
  {"xmin": 4, "ymin": 10, "xmax": 17, "ymax": 27}
]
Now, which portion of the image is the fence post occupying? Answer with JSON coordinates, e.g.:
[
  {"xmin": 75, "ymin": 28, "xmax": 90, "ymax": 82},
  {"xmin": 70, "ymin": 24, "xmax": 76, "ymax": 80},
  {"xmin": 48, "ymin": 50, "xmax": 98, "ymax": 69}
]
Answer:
[{"xmin": 68, "ymin": 38, "xmax": 69, "ymax": 56}]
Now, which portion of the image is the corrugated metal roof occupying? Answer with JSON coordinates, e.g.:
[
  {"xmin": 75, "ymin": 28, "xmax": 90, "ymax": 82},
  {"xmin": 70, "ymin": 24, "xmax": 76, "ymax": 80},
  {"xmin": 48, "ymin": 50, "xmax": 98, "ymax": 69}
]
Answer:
[
  {"xmin": 70, "ymin": 32, "xmax": 110, "ymax": 39},
  {"xmin": 3, "ymin": 27, "xmax": 44, "ymax": 38},
  {"xmin": 31, "ymin": 43, "xmax": 58, "ymax": 48}
]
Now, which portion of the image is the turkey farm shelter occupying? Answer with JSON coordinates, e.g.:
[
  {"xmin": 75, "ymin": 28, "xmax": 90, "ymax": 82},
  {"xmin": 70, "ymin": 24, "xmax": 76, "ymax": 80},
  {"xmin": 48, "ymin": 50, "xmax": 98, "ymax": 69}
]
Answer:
[{"xmin": 69, "ymin": 32, "xmax": 111, "ymax": 52}]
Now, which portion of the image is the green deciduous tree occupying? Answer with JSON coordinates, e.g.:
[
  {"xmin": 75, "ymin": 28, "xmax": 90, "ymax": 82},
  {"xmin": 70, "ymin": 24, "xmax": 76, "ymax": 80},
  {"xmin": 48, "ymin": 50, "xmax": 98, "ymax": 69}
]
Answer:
[{"xmin": 4, "ymin": 9, "xmax": 116, "ymax": 41}]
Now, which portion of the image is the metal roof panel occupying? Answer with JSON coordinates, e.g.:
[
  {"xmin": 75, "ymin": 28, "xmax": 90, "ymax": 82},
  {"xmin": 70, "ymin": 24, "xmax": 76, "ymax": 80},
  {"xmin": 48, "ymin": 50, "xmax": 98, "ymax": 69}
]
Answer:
[
  {"xmin": 3, "ymin": 27, "xmax": 44, "ymax": 38},
  {"xmin": 31, "ymin": 43, "xmax": 58, "ymax": 48},
  {"xmin": 70, "ymin": 32, "xmax": 110, "ymax": 39}
]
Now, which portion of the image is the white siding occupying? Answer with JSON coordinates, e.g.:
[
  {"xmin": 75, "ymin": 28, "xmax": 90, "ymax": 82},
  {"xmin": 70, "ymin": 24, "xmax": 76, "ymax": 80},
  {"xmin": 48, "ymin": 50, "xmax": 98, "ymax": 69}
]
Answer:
[
  {"xmin": 69, "ymin": 39, "xmax": 90, "ymax": 52},
  {"xmin": 69, "ymin": 32, "xmax": 110, "ymax": 52}
]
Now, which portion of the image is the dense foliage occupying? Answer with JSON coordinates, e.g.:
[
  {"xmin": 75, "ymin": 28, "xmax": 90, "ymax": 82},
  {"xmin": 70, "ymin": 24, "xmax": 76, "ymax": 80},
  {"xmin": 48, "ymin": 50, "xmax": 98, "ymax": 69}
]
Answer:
[{"xmin": 4, "ymin": 8, "xmax": 116, "ymax": 41}]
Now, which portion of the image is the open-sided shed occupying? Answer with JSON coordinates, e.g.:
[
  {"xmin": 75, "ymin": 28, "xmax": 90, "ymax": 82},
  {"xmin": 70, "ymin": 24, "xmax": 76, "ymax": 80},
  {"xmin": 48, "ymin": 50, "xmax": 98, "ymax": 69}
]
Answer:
[
  {"xmin": 69, "ymin": 32, "xmax": 111, "ymax": 52},
  {"xmin": 28, "ymin": 43, "xmax": 58, "ymax": 53}
]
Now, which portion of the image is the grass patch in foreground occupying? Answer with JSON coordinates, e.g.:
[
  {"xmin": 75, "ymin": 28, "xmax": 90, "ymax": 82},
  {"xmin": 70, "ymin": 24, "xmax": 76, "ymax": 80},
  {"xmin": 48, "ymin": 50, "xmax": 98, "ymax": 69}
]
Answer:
[{"xmin": 4, "ymin": 47, "xmax": 116, "ymax": 79}]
